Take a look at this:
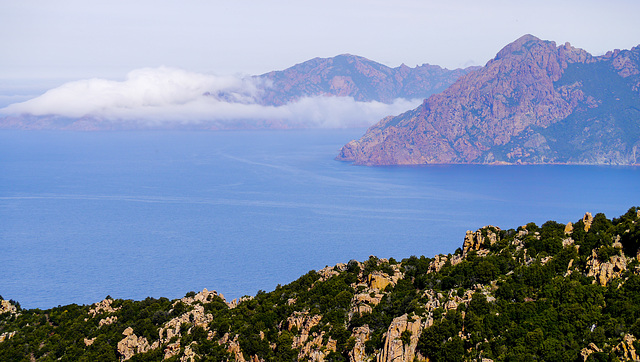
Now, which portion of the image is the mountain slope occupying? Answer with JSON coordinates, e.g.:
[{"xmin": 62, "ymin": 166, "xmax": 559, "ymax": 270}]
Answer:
[
  {"xmin": 2, "ymin": 207, "xmax": 640, "ymax": 361},
  {"xmin": 337, "ymin": 35, "xmax": 640, "ymax": 165},
  {"xmin": 256, "ymin": 54, "xmax": 476, "ymax": 105},
  {"xmin": 0, "ymin": 55, "xmax": 476, "ymax": 131}
]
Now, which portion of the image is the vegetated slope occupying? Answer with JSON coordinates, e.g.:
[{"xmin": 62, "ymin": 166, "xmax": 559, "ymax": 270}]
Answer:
[
  {"xmin": 337, "ymin": 35, "xmax": 640, "ymax": 165},
  {"xmin": 2, "ymin": 207, "xmax": 640, "ymax": 361},
  {"xmin": 256, "ymin": 54, "xmax": 477, "ymax": 105}
]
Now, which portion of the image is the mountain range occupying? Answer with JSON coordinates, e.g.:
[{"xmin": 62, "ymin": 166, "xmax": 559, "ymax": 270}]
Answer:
[
  {"xmin": 337, "ymin": 35, "xmax": 640, "ymax": 165},
  {"xmin": 256, "ymin": 54, "xmax": 474, "ymax": 105},
  {"xmin": 0, "ymin": 56, "xmax": 475, "ymax": 131}
]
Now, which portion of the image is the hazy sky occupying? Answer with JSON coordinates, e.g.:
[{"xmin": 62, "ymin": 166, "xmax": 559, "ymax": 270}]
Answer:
[
  {"xmin": 1, "ymin": 0, "xmax": 639, "ymax": 126},
  {"xmin": 2, "ymin": 0, "xmax": 639, "ymax": 82}
]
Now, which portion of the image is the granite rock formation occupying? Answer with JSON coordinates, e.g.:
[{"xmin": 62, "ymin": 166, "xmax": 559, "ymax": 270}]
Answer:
[{"xmin": 337, "ymin": 35, "xmax": 640, "ymax": 165}]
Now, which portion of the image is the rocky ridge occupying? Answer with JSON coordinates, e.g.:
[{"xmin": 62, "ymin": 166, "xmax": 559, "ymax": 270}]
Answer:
[
  {"xmin": 1, "ymin": 207, "xmax": 640, "ymax": 361},
  {"xmin": 257, "ymin": 54, "xmax": 476, "ymax": 105},
  {"xmin": 337, "ymin": 35, "xmax": 640, "ymax": 165}
]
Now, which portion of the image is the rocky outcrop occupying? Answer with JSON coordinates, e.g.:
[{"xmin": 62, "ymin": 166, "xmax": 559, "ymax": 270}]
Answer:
[
  {"xmin": 287, "ymin": 312, "xmax": 322, "ymax": 348},
  {"xmin": 583, "ymin": 212, "xmax": 594, "ymax": 232},
  {"xmin": 581, "ymin": 342, "xmax": 603, "ymax": 361},
  {"xmin": 0, "ymin": 299, "xmax": 18, "ymax": 316},
  {"xmin": 337, "ymin": 35, "xmax": 640, "ymax": 166},
  {"xmin": 463, "ymin": 226, "xmax": 501, "ymax": 255},
  {"xmin": 349, "ymin": 325, "xmax": 371, "ymax": 362},
  {"xmin": 99, "ymin": 315, "xmax": 118, "ymax": 327},
  {"xmin": 377, "ymin": 314, "xmax": 423, "ymax": 362},
  {"xmin": 89, "ymin": 297, "xmax": 120, "ymax": 317},
  {"xmin": 0, "ymin": 331, "xmax": 17, "ymax": 343},
  {"xmin": 117, "ymin": 327, "xmax": 159, "ymax": 361},
  {"xmin": 614, "ymin": 334, "xmax": 639, "ymax": 361},
  {"xmin": 159, "ymin": 304, "xmax": 213, "ymax": 343},
  {"xmin": 586, "ymin": 250, "xmax": 628, "ymax": 286}
]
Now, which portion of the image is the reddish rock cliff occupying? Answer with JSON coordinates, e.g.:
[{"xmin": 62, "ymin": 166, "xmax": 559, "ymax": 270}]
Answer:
[{"xmin": 337, "ymin": 35, "xmax": 640, "ymax": 165}]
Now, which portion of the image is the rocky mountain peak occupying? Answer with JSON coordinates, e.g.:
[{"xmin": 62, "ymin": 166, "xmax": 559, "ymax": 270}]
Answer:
[{"xmin": 337, "ymin": 35, "xmax": 640, "ymax": 166}]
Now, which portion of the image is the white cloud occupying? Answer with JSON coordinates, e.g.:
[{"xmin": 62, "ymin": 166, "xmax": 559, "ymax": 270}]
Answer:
[{"xmin": 0, "ymin": 67, "xmax": 421, "ymax": 129}]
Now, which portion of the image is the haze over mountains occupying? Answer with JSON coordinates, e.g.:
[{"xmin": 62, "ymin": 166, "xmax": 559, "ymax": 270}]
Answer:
[
  {"xmin": 337, "ymin": 35, "xmax": 640, "ymax": 165},
  {"xmin": 0, "ymin": 56, "xmax": 474, "ymax": 130}
]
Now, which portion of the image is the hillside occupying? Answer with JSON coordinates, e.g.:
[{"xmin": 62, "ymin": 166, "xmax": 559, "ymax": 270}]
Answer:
[
  {"xmin": 337, "ymin": 35, "xmax": 640, "ymax": 165},
  {"xmin": 256, "ymin": 54, "xmax": 475, "ymax": 105},
  {"xmin": 0, "ymin": 55, "xmax": 475, "ymax": 131},
  {"xmin": 2, "ymin": 207, "xmax": 640, "ymax": 361}
]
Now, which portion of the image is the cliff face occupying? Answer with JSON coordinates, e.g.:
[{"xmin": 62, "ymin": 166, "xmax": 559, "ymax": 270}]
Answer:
[
  {"xmin": 2, "ymin": 207, "xmax": 640, "ymax": 361},
  {"xmin": 337, "ymin": 35, "xmax": 640, "ymax": 165},
  {"xmin": 256, "ymin": 54, "xmax": 477, "ymax": 106}
]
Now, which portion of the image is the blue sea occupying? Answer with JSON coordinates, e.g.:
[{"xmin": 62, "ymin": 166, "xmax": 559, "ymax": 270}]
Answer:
[{"xmin": 1, "ymin": 129, "xmax": 639, "ymax": 309}]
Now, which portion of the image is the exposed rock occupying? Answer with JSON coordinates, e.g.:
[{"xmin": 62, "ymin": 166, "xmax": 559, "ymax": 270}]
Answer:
[
  {"xmin": 117, "ymin": 327, "xmax": 159, "ymax": 361},
  {"xmin": 581, "ymin": 342, "xmax": 602, "ymax": 361},
  {"xmin": 337, "ymin": 35, "xmax": 640, "ymax": 166},
  {"xmin": 84, "ymin": 337, "xmax": 96, "ymax": 346},
  {"xmin": 226, "ymin": 334, "xmax": 247, "ymax": 362},
  {"xmin": 89, "ymin": 297, "xmax": 119, "ymax": 317},
  {"xmin": 99, "ymin": 315, "xmax": 118, "ymax": 327},
  {"xmin": 298, "ymin": 332, "xmax": 337, "ymax": 361},
  {"xmin": 349, "ymin": 325, "xmax": 371, "ymax": 362},
  {"xmin": 377, "ymin": 314, "xmax": 423, "ymax": 362},
  {"xmin": 0, "ymin": 300, "xmax": 18, "ymax": 316},
  {"xmin": 180, "ymin": 342, "xmax": 198, "ymax": 362},
  {"xmin": 226, "ymin": 296, "xmax": 253, "ymax": 309},
  {"xmin": 350, "ymin": 292, "xmax": 383, "ymax": 318},
  {"xmin": 288, "ymin": 312, "xmax": 322, "ymax": 348},
  {"xmin": 586, "ymin": 250, "xmax": 628, "ymax": 286},
  {"xmin": 564, "ymin": 222, "xmax": 574, "ymax": 234},
  {"xmin": 583, "ymin": 212, "xmax": 594, "ymax": 232},
  {"xmin": 614, "ymin": 334, "xmax": 639, "ymax": 361},
  {"xmin": 180, "ymin": 288, "xmax": 225, "ymax": 306},
  {"xmin": 368, "ymin": 271, "xmax": 397, "ymax": 291},
  {"xmin": 0, "ymin": 331, "xmax": 17, "ymax": 343},
  {"xmin": 159, "ymin": 304, "xmax": 213, "ymax": 343},
  {"xmin": 463, "ymin": 226, "xmax": 501, "ymax": 255},
  {"xmin": 164, "ymin": 341, "xmax": 181, "ymax": 360}
]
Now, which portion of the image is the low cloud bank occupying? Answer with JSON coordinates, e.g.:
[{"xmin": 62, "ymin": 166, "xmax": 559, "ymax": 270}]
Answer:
[{"xmin": 1, "ymin": 67, "xmax": 421, "ymax": 129}]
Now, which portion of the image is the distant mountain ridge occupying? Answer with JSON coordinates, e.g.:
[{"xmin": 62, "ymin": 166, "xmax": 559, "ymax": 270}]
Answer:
[
  {"xmin": 0, "ymin": 55, "xmax": 476, "ymax": 131},
  {"xmin": 337, "ymin": 35, "xmax": 640, "ymax": 165},
  {"xmin": 256, "ymin": 54, "xmax": 476, "ymax": 105}
]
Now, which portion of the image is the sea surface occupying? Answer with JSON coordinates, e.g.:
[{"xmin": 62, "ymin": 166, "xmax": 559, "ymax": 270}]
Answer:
[{"xmin": 1, "ymin": 129, "xmax": 639, "ymax": 309}]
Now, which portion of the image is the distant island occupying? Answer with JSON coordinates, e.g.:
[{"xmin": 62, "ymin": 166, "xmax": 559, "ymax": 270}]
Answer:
[
  {"xmin": 337, "ymin": 35, "xmax": 640, "ymax": 165},
  {"xmin": 0, "ymin": 55, "xmax": 475, "ymax": 131},
  {"xmin": 2, "ymin": 207, "xmax": 640, "ymax": 361}
]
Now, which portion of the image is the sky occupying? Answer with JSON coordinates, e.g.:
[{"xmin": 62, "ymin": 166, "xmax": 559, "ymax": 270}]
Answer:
[{"xmin": 1, "ymin": 0, "xmax": 639, "ymax": 127}]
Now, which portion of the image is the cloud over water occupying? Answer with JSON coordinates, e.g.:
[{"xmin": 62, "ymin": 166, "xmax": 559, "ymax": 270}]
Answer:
[{"xmin": 1, "ymin": 67, "xmax": 421, "ymax": 129}]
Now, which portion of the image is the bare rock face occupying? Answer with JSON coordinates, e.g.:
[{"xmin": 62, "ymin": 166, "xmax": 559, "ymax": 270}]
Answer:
[
  {"xmin": 159, "ymin": 304, "xmax": 213, "ymax": 343},
  {"xmin": 89, "ymin": 297, "xmax": 120, "ymax": 317},
  {"xmin": 583, "ymin": 212, "xmax": 594, "ymax": 232},
  {"xmin": 581, "ymin": 342, "xmax": 603, "ymax": 361},
  {"xmin": 287, "ymin": 312, "xmax": 322, "ymax": 348},
  {"xmin": 0, "ymin": 300, "xmax": 18, "ymax": 316},
  {"xmin": 614, "ymin": 334, "xmax": 639, "ymax": 361},
  {"xmin": 349, "ymin": 325, "xmax": 372, "ymax": 362},
  {"xmin": 463, "ymin": 226, "xmax": 501, "ymax": 255},
  {"xmin": 337, "ymin": 35, "xmax": 640, "ymax": 166},
  {"xmin": 586, "ymin": 250, "xmax": 628, "ymax": 286},
  {"xmin": 564, "ymin": 222, "xmax": 574, "ymax": 234},
  {"xmin": 377, "ymin": 314, "xmax": 423, "ymax": 362},
  {"xmin": 117, "ymin": 327, "xmax": 159, "ymax": 361}
]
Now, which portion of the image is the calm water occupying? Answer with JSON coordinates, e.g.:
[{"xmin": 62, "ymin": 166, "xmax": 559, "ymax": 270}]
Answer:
[{"xmin": 1, "ymin": 129, "xmax": 639, "ymax": 309}]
